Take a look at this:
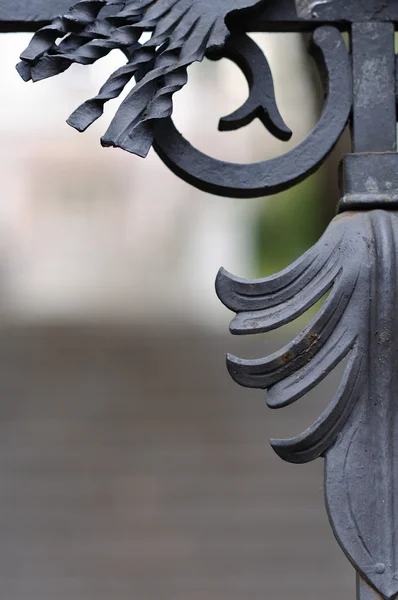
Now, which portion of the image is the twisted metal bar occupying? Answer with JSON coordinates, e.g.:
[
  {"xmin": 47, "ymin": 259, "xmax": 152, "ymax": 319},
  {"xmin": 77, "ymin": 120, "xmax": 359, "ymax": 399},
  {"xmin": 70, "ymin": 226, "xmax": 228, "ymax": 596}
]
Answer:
[
  {"xmin": 16, "ymin": 1, "xmax": 142, "ymax": 82},
  {"xmin": 17, "ymin": 0, "xmax": 293, "ymax": 160}
]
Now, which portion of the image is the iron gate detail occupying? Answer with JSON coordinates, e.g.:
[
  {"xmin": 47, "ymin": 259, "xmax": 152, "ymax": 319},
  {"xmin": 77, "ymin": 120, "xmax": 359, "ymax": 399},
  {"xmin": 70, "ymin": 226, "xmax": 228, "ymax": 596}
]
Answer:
[{"xmin": 2, "ymin": 1, "xmax": 398, "ymax": 599}]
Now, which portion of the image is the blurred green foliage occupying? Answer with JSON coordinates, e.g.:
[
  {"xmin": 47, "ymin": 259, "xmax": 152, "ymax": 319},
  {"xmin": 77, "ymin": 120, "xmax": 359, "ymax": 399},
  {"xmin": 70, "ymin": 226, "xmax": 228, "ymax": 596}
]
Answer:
[{"xmin": 253, "ymin": 174, "xmax": 326, "ymax": 277}]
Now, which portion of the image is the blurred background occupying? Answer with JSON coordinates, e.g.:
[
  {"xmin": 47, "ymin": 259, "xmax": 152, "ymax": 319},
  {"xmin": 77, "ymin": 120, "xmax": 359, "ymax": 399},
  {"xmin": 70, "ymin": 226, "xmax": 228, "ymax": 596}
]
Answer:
[{"xmin": 0, "ymin": 30, "xmax": 351, "ymax": 600}]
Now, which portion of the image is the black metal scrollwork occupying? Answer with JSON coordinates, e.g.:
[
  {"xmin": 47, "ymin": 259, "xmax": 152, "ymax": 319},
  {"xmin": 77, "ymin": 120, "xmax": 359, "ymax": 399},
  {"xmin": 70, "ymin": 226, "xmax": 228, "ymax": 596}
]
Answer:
[
  {"xmin": 17, "ymin": 0, "xmax": 267, "ymax": 158},
  {"xmin": 16, "ymin": 1, "xmax": 352, "ymax": 199},
  {"xmin": 214, "ymin": 33, "xmax": 292, "ymax": 141},
  {"xmin": 13, "ymin": 4, "xmax": 398, "ymax": 600},
  {"xmin": 154, "ymin": 25, "xmax": 352, "ymax": 197},
  {"xmin": 217, "ymin": 209, "xmax": 398, "ymax": 600},
  {"xmin": 12, "ymin": 3, "xmax": 359, "ymax": 589}
]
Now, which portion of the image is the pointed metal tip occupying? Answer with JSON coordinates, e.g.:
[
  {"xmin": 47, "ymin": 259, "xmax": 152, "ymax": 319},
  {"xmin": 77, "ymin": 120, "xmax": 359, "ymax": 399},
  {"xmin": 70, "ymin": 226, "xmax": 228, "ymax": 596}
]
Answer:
[
  {"xmin": 270, "ymin": 438, "xmax": 305, "ymax": 464},
  {"xmin": 215, "ymin": 266, "xmax": 231, "ymax": 288},
  {"xmin": 226, "ymin": 353, "xmax": 248, "ymax": 386},
  {"xmin": 226, "ymin": 353, "xmax": 265, "ymax": 388},
  {"xmin": 229, "ymin": 312, "xmax": 263, "ymax": 335},
  {"xmin": 215, "ymin": 267, "xmax": 240, "ymax": 310},
  {"xmin": 266, "ymin": 388, "xmax": 288, "ymax": 409}
]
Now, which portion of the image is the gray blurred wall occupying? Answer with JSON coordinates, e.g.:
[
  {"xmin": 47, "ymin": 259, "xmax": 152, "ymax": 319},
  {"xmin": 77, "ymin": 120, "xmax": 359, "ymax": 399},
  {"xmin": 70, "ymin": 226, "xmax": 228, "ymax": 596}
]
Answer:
[{"xmin": 0, "ymin": 325, "xmax": 352, "ymax": 600}]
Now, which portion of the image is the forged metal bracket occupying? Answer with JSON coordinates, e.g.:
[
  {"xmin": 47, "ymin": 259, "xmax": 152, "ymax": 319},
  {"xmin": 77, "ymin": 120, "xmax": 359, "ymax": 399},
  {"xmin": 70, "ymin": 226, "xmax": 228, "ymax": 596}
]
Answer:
[
  {"xmin": 13, "ymin": 0, "xmax": 353, "ymax": 197},
  {"xmin": 3, "ymin": 3, "xmax": 398, "ymax": 600}
]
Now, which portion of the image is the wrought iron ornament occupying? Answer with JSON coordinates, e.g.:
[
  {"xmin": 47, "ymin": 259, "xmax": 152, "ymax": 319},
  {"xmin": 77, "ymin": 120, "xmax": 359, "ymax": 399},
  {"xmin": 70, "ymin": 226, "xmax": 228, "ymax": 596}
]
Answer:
[
  {"xmin": 217, "ymin": 207, "xmax": 398, "ymax": 599},
  {"xmin": 17, "ymin": 0, "xmax": 274, "ymax": 158},
  {"xmin": 9, "ymin": 1, "xmax": 398, "ymax": 599},
  {"xmin": 16, "ymin": 0, "xmax": 353, "ymax": 197}
]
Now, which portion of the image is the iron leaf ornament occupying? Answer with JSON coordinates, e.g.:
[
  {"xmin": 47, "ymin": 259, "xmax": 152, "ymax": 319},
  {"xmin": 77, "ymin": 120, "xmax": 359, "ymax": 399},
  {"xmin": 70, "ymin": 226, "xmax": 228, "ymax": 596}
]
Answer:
[
  {"xmin": 217, "ymin": 208, "xmax": 398, "ymax": 600},
  {"xmin": 16, "ymin": 0, "xmax": 291, "ymax": 157}
]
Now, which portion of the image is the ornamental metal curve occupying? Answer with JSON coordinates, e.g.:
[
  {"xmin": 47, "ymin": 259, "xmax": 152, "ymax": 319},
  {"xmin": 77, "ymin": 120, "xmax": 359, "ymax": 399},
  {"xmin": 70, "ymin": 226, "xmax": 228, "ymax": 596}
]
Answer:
[
  {"xmin": 16, "ymin": 0, "xmax": 353, "ymax": 198},
  {"xmin": 17, "ymin": 0, "xmax": 269, "ymax": 158},
  {"xmin": 216, "ymin": 206, "xmax": 398, "ymax": 599},
  {"xmin": 153, "ymin": 25, "xmax": 352, "ymax": 197},
  {"xmin": 8, "ymin": 1, "xmax": 398, "ymax": 600},
  {"xmin": 217, "ymin": 209, "xmax": 398, "ymax": 598}
]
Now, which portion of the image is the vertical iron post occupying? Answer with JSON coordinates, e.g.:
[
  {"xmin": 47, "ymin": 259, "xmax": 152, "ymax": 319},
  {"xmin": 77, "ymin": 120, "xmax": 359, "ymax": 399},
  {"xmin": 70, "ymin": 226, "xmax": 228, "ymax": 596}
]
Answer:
[{"xmin": 351, "ymin": 22, "xmax": 396, "ymax": 153}]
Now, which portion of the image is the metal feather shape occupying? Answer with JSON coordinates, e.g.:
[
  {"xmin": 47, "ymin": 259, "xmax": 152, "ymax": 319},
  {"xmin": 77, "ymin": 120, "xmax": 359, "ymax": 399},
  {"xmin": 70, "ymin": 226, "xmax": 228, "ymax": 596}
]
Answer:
[
  {"xmin": 16, "ymin": 0, "xmax": 290, "ymax": 157},
  {"xmin": 217, "ymin": 209, "xmax": 398, "ymax": 599}
]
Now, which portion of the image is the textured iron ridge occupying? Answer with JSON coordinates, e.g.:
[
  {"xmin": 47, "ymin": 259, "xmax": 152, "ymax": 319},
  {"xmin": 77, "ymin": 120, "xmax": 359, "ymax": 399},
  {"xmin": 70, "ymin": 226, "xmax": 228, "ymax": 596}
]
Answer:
[{"xmin": 217, "ymin": 210, "xmax": 398, "ymax": 598}]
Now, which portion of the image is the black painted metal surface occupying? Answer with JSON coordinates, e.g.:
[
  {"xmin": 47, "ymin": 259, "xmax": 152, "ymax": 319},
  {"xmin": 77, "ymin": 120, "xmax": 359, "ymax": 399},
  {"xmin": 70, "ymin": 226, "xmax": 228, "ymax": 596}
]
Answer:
[
  {"xmin": 0, "ymin": 1, "xmax": 72, "ymax": 31},
  {"xmin": 5, "ymin": 0, "xmax": 398, "ymax": 30},
  {"xmin": 15, "ymin": 1, "xmax": 353, "ymax": 197},
  {"xmin": 4, "ymin": 1, "xmax": 398, "ymax": 600},
  {"xmin": 154, "ymin": 26, "xmax": 351, "ymax": 197},
  {"xmin": 339, "ymin": 154, "xmax": 398, "ymax": 211},
  {"xmin": 216, "ymin": 207, "xmax": 398, "ymax": 599},
  {"xmin": 351, "ymin": 22, "xmax": 397, "ymax": 153},
  {"xmin": 16, "ymin": 0, "xmax": 270, "ymax": 159}
]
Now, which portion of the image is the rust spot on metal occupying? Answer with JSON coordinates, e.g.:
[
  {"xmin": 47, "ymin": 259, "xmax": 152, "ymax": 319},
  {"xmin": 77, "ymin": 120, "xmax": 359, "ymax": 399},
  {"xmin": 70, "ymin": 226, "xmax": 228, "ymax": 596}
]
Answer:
[
  {"xmin": 281, "ymin": 351, "xmax": 293, "ymax": 364},
  {"xmin": 307, "ymin": 332, "xmax": 319, "ymax": 344}
]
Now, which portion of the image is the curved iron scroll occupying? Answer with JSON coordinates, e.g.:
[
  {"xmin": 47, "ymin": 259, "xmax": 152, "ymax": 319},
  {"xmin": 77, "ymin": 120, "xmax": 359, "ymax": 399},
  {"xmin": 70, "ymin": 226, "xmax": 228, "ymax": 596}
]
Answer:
[
  {"xmin": 154, "ymin": 26, "xmax": 352, "ymax": 198},
  {"xmin": 216, "ymin": 210, "xmax": 398, "ymax": 599},
  {"xmin": 17, "ymin": 2, "xmax": 352, "ymax": 199}
]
